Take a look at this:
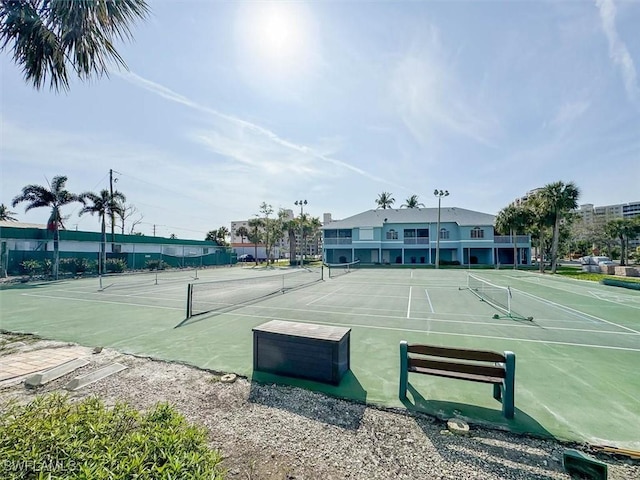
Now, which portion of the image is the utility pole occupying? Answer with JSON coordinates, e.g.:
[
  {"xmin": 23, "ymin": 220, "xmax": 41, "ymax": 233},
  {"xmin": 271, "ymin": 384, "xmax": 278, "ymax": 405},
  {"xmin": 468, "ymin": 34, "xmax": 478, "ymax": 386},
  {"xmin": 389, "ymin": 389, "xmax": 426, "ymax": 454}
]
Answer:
[
  {"xmin": 153, "ymin": 224, "xmax": 156, "ymax": 237},
  {"xmin": 434, "ymin": 189, "xmax": 449, "ymax": 269}
]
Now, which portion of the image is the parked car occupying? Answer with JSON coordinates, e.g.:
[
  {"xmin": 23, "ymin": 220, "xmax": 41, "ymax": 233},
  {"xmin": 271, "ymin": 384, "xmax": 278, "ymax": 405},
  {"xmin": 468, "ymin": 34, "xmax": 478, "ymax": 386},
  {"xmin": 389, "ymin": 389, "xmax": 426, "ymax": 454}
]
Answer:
[
  {"xmin": 238, "ymin": 254, "xmax": 255, "ymax": 262},
  {"xmin": 580, "ymin": 255, "xmax": 614, "ymax": 266}
]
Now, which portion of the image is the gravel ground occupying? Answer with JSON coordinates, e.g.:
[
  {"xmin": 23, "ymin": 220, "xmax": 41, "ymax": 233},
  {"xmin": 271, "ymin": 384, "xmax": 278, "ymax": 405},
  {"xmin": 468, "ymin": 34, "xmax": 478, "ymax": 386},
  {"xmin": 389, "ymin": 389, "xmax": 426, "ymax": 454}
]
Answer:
[{"xmin": 1, "ymin": 333, "xmax": 638, "ymax": 480}]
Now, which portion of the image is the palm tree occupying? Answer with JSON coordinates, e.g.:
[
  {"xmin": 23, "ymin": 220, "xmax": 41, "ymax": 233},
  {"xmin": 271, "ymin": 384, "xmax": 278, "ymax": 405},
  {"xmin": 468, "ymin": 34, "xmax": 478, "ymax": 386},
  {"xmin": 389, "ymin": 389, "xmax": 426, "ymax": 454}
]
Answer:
[
  {"xmin": 0, "ymin": 204, "xmax": 18, "ymax": 221},
  {"xmin": 401, "ymin": 195, "xmax": 424, "ymax": 208},
  {"xmin": 216, "ymin": 226, "xmax": 230, "ymax": 246},
  {"xmin": 537, "ymin": 181, "xmax": 580, "ymax": 273},
  {"xmin": 605, "ymin": 218, "xmax": 640, "ymax": 266},
  {"xmin": 12, "ymin": 175, "xmax": 80, "ymax": 279},
  {"xmin": 205, "ymin": 231, "xmax": 218, "ymax": 244},
  {"xmin": 281, "ymin": 217, "xmax": 299, "ymax": 266},
  {"xmin": 0, "ymin": 0, "xmax": 149, "ymax": 92},
  {"xmin": 495, "ymin": 204, "xmax": 531, "ymax": 269},
  {"xmin": 375, "ymin": 192, "xmax": 395, "ymax": 209},
  {"xmin": 302, "ymin": 215, "xmax": 322, "ymax": 263},
  {"xmin": 523, "ymin": 194, "xmax": 554, "ymax": 273},
  {"xmin": 78, "ymin": 189, "xmax": 126, "ymax": 275},
  {"xmin": 235, "ymin": 226, "xmax": 249, "ymax": 244},
  {"xmin": 247, "ymin": 218, "xmax": 263, "ymax": 265}
]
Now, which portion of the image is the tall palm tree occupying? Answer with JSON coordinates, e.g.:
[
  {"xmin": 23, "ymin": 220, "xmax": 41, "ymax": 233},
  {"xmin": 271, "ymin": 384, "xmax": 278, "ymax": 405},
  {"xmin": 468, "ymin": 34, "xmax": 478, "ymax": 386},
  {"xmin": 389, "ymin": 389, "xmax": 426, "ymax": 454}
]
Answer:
[
  {"xmin": 0, "ymin": 203, "xmax": 18, "ymax": 221},
  {"xmin": 302, "ymin": 215, "xmax": 322, "ymax": 263},
  {"xmin": 538, "ymin": 181, "xmax": 580, "ymax": 273},
  {"xmin": 524, "ymin": 193, "xmax": 556, "ymax": 273},
  {"xmin": 375, "ymin": 192, "xmax": 395, "ymax": 209},
  {"xmin": 0, "ymin": 0, "xmax": 149, "ymax": 92},
  {"xmin": 401, "ymin": 195, "xmax": 424, "ymax": 208},
  {"xmin": 281, "ymin": 217, "xmax": 299, "ymax": 266},
  {"xmin": 495, "ymin": 204, "xmax": 531, "ymax": 269},
  {"xmin": 12, "ymin": 175, "xmax": 80, "ymax": 279},
  {"xmin": 605, "ymin": 218, "xmax": 640, "ymax": 266},
  {"xmin": 78, "ymin": 189, "xmax": 126, "ymax": 275},
  {"xmin": 247, "ymin": 218, "xmax": 263, "ymax": 265}
]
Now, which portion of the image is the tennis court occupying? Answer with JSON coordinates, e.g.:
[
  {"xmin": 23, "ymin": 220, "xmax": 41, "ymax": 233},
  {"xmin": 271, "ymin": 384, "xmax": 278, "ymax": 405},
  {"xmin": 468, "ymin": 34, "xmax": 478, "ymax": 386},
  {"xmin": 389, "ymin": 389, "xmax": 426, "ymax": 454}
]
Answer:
[{"xmin": 1, "ymin": 265, "xmax": 639, "ymax": 450}]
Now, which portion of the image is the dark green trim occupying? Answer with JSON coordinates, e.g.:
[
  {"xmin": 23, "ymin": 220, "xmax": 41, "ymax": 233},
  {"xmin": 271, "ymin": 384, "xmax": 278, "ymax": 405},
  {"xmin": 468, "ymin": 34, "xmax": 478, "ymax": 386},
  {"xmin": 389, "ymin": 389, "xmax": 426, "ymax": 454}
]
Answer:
[
  {"xmin": 601, "ymin": 278, "xmax": 640, "ymax": 290},
  {"xmin": 0, "ymin": 225, "xmax": 218, "ymax": 247}
]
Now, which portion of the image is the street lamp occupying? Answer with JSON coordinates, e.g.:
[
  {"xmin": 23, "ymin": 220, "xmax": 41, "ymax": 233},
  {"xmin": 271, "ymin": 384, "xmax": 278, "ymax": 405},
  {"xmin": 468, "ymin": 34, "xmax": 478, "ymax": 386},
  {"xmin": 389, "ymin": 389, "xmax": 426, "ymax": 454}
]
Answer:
[
  {"xmin": 295, "ymin": 200, "xmax": 307, "ymax": 267},
  {"xmin": 434, "ymin": 189, "xmax": 449, "ymax": 269}
]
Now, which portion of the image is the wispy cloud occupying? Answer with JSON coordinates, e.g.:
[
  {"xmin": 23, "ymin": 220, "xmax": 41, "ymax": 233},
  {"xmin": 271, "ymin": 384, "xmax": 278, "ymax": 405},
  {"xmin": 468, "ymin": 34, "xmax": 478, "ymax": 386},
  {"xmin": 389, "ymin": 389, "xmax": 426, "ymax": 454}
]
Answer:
[
  {"xmin": 389, "ymin": 29, "xmax": 501, "ymax": 149},
  {"xmin": 595, "ymin": 0, "xmax": 639, "ymax": 103},
  {"xmin": 550, "ymin": 100, "xmax": 591, "ymax": 128},
  {"xmin": 115, "ymin": 71, "xmax": 395, "ymax": 186}
]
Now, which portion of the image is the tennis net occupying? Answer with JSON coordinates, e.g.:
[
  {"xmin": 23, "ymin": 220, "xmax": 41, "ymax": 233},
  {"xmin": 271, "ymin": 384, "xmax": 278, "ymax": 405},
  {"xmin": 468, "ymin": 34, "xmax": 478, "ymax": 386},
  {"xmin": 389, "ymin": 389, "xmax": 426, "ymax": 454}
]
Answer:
[
  {"xmin": 325, "ymin": 260, "xmax": 360, "ymax": 278},
  {"xmin": 466, "ymin": 273, "xmax": 512, "ymax": 316},
  {"xmin": 185, "ymin": 268, "xmax": 323, "ymax": 319}
]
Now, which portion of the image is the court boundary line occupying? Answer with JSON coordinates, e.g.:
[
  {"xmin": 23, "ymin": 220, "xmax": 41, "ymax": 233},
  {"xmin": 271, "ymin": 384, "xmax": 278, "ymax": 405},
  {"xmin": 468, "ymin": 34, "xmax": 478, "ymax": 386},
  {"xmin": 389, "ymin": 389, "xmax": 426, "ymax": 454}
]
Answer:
[
  {"xmin": 234, "ymin": 303, "xmax": 639, "ymax": 336},
  {"xmin": 229, "ymin": 311, "xmax": 640, "ymax": 353},
  {"xmin": 511, "ymin": 275, "xmax": 640, "ymax": 310},
  {"xmin": 406, "ymin": 287, "xmax": 412, "ymax": 318},
  {"xmin": 21, "ymin": 293, "xmax": 184, "ymax": 311},
  {"xmin": 513, "ymin": 288, "xmax": 640, "ymax": 334},
  {"xmin": 424, "ymin": 289, "xmax": 435, "ymax": 313}
]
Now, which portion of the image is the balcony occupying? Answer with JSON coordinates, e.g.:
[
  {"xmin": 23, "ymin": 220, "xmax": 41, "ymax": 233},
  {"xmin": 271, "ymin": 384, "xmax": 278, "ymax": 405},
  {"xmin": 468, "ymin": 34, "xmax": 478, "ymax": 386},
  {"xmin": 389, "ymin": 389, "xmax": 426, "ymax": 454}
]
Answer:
[
  {"xmin": 494, "ymin": 235, "xmax": 530, "ymax": 244},
  {"xmin": 403, "ymin": 238, "xmax": 430, "ymax": 245},
  {"xmin": 323, "ymin": 238, "xmax": 352, "ymax": 245}
]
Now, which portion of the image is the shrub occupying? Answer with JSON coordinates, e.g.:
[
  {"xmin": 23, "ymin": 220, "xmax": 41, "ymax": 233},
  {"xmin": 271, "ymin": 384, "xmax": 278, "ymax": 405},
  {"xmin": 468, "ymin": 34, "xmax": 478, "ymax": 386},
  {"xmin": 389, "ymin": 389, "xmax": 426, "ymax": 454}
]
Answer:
[
  {"xmin": 60, "ymin": 258, "xmax": 92, "ymax": 274},
  {"xmin": 105, "ymin": 258, "xmax": 127, "ymax": 273},
  {"xmin": 20, "ymin": 260, "xmax": 42, "ymax": 277},
  {"xmin": 42, "ymin": 259, "xmax": 53, "ymax": 276},
  {"xmin": 145, "ymin": 259, "xmax": 168, "ymax": 271},
  {"xmin": 0, "ymin": 393, "xmax": 224, "ymax": 480}
]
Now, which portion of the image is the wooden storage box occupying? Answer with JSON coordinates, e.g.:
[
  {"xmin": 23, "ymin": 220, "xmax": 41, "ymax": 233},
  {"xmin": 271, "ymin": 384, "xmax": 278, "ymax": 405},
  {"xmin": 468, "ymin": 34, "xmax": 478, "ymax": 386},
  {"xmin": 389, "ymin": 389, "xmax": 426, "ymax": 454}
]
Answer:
[{"xmin": 253, "ymin": 320, "xmax": 351, "ymax": 385}]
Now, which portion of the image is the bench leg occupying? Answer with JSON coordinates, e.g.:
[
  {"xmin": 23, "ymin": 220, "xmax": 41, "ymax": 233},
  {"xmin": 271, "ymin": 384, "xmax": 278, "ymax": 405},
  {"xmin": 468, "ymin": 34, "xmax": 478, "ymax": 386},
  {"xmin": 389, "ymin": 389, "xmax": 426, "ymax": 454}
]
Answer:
[
  {"xmin": 493, "ymin": 383, "xmax": 502, "ymax": 401},
  {"xmin": 502, "ymin": 351, "xmax": 515, "ymax": 419},
  {"xmin": 399, "ymin": 341, "xmax": 408, "ymax": 400}
]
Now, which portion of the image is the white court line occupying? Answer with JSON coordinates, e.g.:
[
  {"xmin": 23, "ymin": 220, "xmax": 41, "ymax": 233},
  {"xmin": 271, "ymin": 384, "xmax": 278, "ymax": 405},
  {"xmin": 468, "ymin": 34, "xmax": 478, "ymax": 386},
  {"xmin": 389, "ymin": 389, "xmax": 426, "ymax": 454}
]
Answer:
[
  {"xmin": 21, "ymin": 293, "xmax": 183, "ymax": 311},
  {"xmin": 424, "ymin": 289, "xmax": 435, "ymax": 313},
  {"xmin": 230, "ymin": 311, "xmax": 640, "ymax": 353},
  {"xmin": 307, "ymin": 287, "xmax": 345, "ymax": 306},
  {"xmin": 588, "ymin": 291, "xmax": 640, "ymax": 310},
  {"xmin": 407, "ymin": 287, "xmax": 412, "ymax": 318},
  {"xmin": 240, "ymin": 303, "xmax": 639, "ymax": 335},
  {"xmin": 514, "ymin": 288, "xmax": 640, "ymax": 334},
  {"xmin": 513, "ymin": 275, "xmax": 640, "ymax": 309}
]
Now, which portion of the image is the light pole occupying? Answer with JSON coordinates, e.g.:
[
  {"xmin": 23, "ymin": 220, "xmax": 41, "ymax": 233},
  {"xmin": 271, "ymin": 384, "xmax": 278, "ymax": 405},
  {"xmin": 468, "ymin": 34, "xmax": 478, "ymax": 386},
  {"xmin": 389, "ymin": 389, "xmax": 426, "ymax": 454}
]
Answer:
[
  {"xmin": 434, "ymin": 189, "xmax": 449, "ymax": 269},
  {"xmin": 295, "ymin": 200, "xmax": 307, "ymax": 267}
]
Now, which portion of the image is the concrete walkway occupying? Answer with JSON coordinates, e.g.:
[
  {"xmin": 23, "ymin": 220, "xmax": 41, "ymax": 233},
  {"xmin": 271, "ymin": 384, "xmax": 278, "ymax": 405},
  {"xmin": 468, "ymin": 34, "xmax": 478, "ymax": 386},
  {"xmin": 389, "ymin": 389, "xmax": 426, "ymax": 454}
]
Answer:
[{"xmin": 0, "ymin": 346, "xmax": 91, "ymax": 383}]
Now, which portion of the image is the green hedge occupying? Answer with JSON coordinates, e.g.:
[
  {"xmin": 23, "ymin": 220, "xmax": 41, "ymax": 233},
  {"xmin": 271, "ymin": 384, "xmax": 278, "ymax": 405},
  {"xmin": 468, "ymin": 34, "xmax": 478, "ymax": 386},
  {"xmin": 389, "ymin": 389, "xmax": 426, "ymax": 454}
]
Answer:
[
  {"xmin": 0, "ymin": 393, "xmax": 224, "ymax": 480},
  {"xmin": 601, "ymin": 278, "xmax": 640, "ymax": 290}
]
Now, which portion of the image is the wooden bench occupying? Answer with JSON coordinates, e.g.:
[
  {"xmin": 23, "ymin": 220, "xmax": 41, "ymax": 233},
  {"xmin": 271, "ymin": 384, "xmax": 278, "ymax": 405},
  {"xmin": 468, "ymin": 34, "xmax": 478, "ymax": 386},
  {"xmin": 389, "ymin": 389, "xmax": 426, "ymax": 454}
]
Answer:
[{"xmin": 399, "ymin": 341, "xmax": 515, "ymax": 419}]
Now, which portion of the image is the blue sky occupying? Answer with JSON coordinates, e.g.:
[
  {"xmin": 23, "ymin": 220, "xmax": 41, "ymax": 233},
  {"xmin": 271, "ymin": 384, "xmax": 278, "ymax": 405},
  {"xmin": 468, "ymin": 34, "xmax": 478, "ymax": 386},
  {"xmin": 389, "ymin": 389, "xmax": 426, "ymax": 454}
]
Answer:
[{"xmin": 2, "ymin": 0, "xmax": 639, "ymax": 239}]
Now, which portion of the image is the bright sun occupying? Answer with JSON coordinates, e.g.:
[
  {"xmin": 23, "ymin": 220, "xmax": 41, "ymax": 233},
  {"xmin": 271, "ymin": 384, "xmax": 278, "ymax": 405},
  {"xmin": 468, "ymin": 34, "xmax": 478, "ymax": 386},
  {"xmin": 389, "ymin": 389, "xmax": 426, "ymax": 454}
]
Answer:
[{"xmin": 235, "ymin": 2, "xmax": 318, "ymax": 84}]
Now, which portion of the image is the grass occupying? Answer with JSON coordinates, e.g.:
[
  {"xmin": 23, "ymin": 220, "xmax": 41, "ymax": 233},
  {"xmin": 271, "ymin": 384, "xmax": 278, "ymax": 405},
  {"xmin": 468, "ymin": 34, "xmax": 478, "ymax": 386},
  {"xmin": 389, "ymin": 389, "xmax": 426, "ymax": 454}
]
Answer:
[
  {"xmin": 0, "ymin": 393, "xmax": 224, "ymax": 479},
  {"xmin": 552, "ymin": 265, "xmax": 640, "ymax": 284}
]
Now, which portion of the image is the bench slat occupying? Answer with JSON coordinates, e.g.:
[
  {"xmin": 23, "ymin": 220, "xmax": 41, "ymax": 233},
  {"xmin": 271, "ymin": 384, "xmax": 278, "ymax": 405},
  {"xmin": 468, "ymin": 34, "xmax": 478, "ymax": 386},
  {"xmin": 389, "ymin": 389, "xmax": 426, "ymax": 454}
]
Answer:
[
  {"xmin": 409, "ymin": 366, "xmax": 504, "ymax": 384},
  {"xmin": 408, "ymin": 357, "xmax": 506, "ymax": 379},
  {"xmin": 408, "ymin": 344, "xmax": 506, "ymax": 363}
]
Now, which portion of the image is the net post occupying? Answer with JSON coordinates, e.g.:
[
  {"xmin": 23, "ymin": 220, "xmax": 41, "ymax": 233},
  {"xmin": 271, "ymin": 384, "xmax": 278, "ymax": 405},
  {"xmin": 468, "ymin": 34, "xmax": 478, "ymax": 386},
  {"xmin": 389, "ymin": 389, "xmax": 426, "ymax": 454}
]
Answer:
[{"xmin": 186, "ymin": 283, "xmax": 193, "ymax": 319}]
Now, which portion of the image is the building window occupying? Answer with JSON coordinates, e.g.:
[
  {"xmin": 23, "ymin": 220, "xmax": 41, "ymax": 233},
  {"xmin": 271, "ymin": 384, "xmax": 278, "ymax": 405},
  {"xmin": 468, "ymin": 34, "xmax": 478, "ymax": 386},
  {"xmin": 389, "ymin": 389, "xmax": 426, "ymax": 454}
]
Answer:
[
  {"xmin": 439, "ymin": 228, "xmax": 449, "ymax": 240},
  {"xmin": 470, "ymin": 227, "xmax": 484, "ymax": 239},
  {"xmin": 113, "ymin": 244, "xmax": 122, "ymax": 253},
  {"xmin": 386, "ymin": 229, "xmax": 398, "ymax": 240}
]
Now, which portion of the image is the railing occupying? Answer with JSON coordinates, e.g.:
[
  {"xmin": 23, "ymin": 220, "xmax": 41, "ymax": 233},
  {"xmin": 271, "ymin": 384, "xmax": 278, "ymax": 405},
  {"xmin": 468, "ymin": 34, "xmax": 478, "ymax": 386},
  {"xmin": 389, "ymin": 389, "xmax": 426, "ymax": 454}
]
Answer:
[
  {"xmin": 493, "ymin": 235, "xmax": 530, "ymax": 243},
  {"xmin": 323, "ymin": 238, "xmax": 352, "ymax": 245},
  {"xmin": 403, "ymin": 238, "xmax": 430, "ymax": 245}
]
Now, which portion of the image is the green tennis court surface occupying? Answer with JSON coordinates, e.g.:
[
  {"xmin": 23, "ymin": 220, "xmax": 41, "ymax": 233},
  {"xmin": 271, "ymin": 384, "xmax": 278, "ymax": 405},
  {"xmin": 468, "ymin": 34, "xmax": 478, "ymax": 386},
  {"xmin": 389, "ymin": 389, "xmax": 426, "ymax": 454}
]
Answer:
[{"xmin": 1, "ymin": 266, "xmax": 638, "ymax": 450}]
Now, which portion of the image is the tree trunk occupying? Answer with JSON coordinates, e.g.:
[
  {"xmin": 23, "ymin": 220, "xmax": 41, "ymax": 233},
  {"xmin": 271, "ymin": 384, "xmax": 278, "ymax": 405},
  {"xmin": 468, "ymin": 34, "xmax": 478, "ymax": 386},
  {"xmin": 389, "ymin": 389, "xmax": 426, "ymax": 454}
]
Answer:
[
  {"xmin": 539, "ymin": 227, "xmax": 545, "ymax": 273},
  {"xmin": 551, "ymin": 216, "xmax": 560, "ymax": 273},
  {"xmin": 289, "ymin": 229, "xmax": 296, "ymax": 266},
  {"xmin": 620, "ymin": 235, "xmax": 626, "ymax": 266},
  {"xmin": 53, "ymin": 225, "xmax": 60, "ymax": 280},
  {"xmin": 101, "ymin": 216, "xmax": 107, "ymax": 275},
  {"xmin": 512, "ymin": 228, "xmax": 517, "ymax": 270}
]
